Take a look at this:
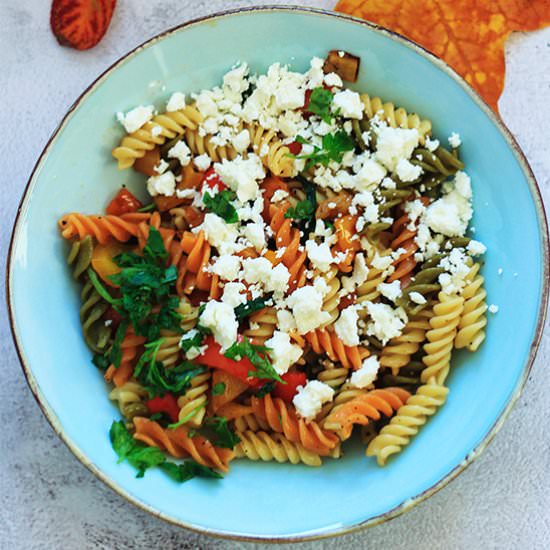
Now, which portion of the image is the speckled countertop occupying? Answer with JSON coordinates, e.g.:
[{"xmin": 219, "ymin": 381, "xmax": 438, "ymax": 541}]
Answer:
[{"xmin": 1, "ymin": 1, "xmax": 549, "ymax": 549}]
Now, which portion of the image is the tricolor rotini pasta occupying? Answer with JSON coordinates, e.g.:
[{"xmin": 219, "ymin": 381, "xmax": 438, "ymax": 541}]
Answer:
[{"xmin": 59, "ymin": 50, "xmax": 491, "ymax": 481}]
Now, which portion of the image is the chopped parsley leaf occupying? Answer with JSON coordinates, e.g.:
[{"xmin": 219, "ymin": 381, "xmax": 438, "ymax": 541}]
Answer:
[
  {"xmin": 234, "ymin": 297, "xmax": 268, "ymax": 320},
  {"xmin": 203, "ymin": 189, "xmax": 238, "ymax": 223},
  {"xmin": 212, "ymin": 382, "xmax": 226, "ymax": 396},
  {"xmin": 224, "ymin": 338, "xmax": 282, "ymax": 383},
  {"xmin": 305, "ymin": 87, "xmax": 334, "ymax": 123}
]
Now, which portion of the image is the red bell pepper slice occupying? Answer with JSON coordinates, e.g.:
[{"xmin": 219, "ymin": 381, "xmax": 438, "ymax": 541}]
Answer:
[
  {"xmin": 287, "ymin": 141, "xmax": 303, "ymax": 155},
  {"xmin": 145, "ymin": 393, "xmax": 180, "ymax": 423},
  {"xmin": 196, "ymin": 336, "xmax": 262, "ymax": 387},
  {"xmin": 273, "ymin": 371, "xmax": 306, "ymax": 403},
  {"xmin": 202, "ymin": 167, "xmax": 227, "ymax": 192},
  {"xmin": 106, "ymin": 188, "xmax": 143, "ymax": 216}
]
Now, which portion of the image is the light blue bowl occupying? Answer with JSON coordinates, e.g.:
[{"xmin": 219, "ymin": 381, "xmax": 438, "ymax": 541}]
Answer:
[{"xmin": 7, "ymin": 6, "xmax": 549, "ymax": 542}]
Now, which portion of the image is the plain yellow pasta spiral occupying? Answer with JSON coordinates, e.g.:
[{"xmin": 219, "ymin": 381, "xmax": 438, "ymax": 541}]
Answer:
[
  {"xmin": 243, "ymin": 307, "xmax": 278, "ymax": 345},
  {"xmin": 366, "ymin": 379, "xmax": 449, "ymax": 466},
  {"xmin": 319, "ymin": 267, "xmax": 342, "ymax": 326},
  {"xmin": 156, "ymin": 330, "xmax": 181, "ymax": 368},
  {"xmin": 247, "ymin": 123, "xmax": 295, "ymax": 177},
  {"xmin": 380, "ymin": 308, "xmax": 433, "ymax": 373},
  {"xmin": 360, "ymin": 93, "xmax": 432, "ymax": 144},
  {"xmin": 233, "ymin": 413, "xmax": 269, "ymax": 433},
  {"xmin": 112, "ymin": 105, "xmax": 203, "ymax": 169},
  {"xmin": 235, "ymin": 430, "xmax": 323, "ymax": 466},
  {"xmin": 176, "ymin": 370, "xmax": 211, "ymax": 427},
  {"xmin": 455, "ymin": 263, "xmax": 487, "ymax": 352},
  {"xmin": 421, "ymin": 292, "xmax": 464, "ymax": 385},
  {"xmin": 183, "ymin": 127, "xmax": 239, "ymax": 162}
]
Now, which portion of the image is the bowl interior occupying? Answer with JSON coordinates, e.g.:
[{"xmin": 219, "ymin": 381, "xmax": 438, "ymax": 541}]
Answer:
[{"xmin": 8, "ymin": 7, "xmax": 547, "ymax": 540}]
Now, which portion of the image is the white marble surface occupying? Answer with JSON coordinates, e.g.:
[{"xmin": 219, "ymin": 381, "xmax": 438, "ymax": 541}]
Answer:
[{"xmin": 1, "ymin": 1, "xmax": 549, "ymax": 548}]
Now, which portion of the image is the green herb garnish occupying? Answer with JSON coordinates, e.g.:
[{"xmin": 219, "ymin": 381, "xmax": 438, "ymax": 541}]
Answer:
[
  {"xmin": 110, "ymin": 421, "xmax": 221, "ymax": 481},
  {"xmin": 203, "ymin": 189, "xmax": 238, "ymax": 223},
  {"xmin": 134, "ymin": 340, "xmax": 205, "ymax": 398},
  {"xmin": 284, "ymin": 199, "xmax": 315, "ymax": 220},
  {"xmin": 179, "ymin": 329, "xmax": 205, "ymax": 353},
  {"xmin": 224, "ymin": 338, "xmax": 282, "ymax": 383},
  {"xmin": 200, "ymin": 417, "xmax": 241, "ymax": 449},
  {"xmin": 296, "ymin": 130, "xmax": 355, "ymax": 170},
  {"xmin": 212, "ymin": 382, "xmax": 226, "ymax": 396},
  {"xmin": 305, "ymin": 87, "xmax": 334, "ymax": 123},
  {"xmin": 234, "ymin": 297, "xmax": 268, "ymax": 320},
  {"xmin": 256, "ymin": 380, "xmax": 276, "ymax": 398}
]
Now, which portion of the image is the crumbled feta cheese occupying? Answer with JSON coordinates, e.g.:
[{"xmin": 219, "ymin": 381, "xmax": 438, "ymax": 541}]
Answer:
[
  {"xmin": 425, "ymin": 136, "xmax": 440, "ymax": 152},
  {"xmin": 193, "ymin": 153, "xmax": 211, "ymax": 172},
  {"xmin": 371, "ymin": 253, "xmax": 393, "ymax": 271},
  {"xmin": 404, "ymin": 199, "xmax": 426, "ymax": 224},
  {"xmin": 381, "ymin": 177, "xmax": 396, "ymax": 190},
  {"xmin": 232, "ymin": 129, "xmax": 251, "ymax": 153},
  {"xmin": 377, "ymin": 280, "xmax": 402, "ymax": 303},
  {"xmin": 448, "ymin": 132, "xmax": 462, "ymax": 148},
  {"xmin": 154, "ymin": 159, "xmax": 170, "ymax": 174},
  {"xmin": 151, "ymin": 125, "xmax": 163, "ymax": 137},
  {"xmin": 409, "ymin": 291, "xmax": 427, "ymax": 305},
  {"xmin": 167, "ymin": 140, "xmax": 191, "ymax": 166},
  {"xmin": 199, "ymin": 300, "xmax": 238, "ymax": 351},
  {"xmin": 116, "ymin": 105, "xmax": 154, "ymax": 133},
  {"xmin": 454, "ymin": 171, "xmax": 472, "ymax": 199},
  {"xmin": 147, "ymin": 171, "xmax": 176, "ymax": 197},
  {"xmin": 332, "ymin": 89, "xmax": 363, "ymax": 119},
  {"xmin": 221, "ymin": 282, "xmax": 247, "ymax": 308},
  {"xmin": 350, "ymin": 356, "xmax": 380, "ymax": 388},
  {"xmin": 488, "ymin": 304, "xmax": 499, "ymax": 314},
  {"xmin": 497, "ymin": 268, "xmax": 503, "ymax": 276},
  {"xmin": 324, "ymin": 72, "xmax": 343, "ymax": 88},
  {"xmin": 166, "ymin": 92, "xmax": 186, "ymax": 112},
  {"xmin": 214, "ymin": 154, "xmax": 265, "ymax": 202},
  {"xmin": 305, "ymin": 240, "xmax": 334, "ymax": 272},
  {"xmin": 286, "ymin": 285, "xmax": 331, "ymax": 334},
  {"xmin": 211, "ymin": 254, "xmax": 241, "ymax": 281},
  {"xmin": 272, "ymin": 189, "xmax": 289, "ymax": 203},
  {"xmin": 276, "ymin": 309, "xmax": 297, "ymax": 333},
  {"xmin": 242, "ymin": 257, "xmax": 290, "ymax": 295},
  {"xmin": 355, "ymin": 157, "xmax": 387, "ymax": 191},
  {"xmin": 223, "ymin": 63, "xmax": 249, "ymax": 94},
  {"xmin": 195, "ymin": 213, "xmax": 240, "ymax": 254},
  {"xmin": 396, "ymin": 158, "xmax": 423, "ymax": 182},
  {"xmin": 265, "ymin": 331, "xmax": 303, "ymax": 375},
  {"xmin": 334, "ymin": 306, "xmax": 360, "ymax": 346},
  {"xmin": 424, "ymin": 190, "xmax": 472, "ymax": 237},
  {"xmin": 375, "ymin": 126, "xmax": 419, "ymax": 171},
  {"xmin": 292, "ymin": 380, "xmax": 334, "ymax": 420},
  {"xmin": 341, "ymin": 253, "xmax": 369, "ymax": 293},
  {"xmin": 243, "ymin": 222, "xmax": 266, "ymax": 251},
  {"xmin": 467, "ymin": 240, "xmax": 487, "ymax": 256},
  {"xmin": 365, "ymin": 302, "xmax": 407, "ymax": 345}
]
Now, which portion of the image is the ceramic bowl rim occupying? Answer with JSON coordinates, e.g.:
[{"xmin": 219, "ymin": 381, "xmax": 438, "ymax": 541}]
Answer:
[{"xmin": 6, "ymin": 4, "xmax": 550, "ymax": 543}]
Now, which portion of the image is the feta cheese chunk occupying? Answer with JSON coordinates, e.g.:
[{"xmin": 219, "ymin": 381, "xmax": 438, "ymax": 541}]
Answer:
[
  {"xmin": 332, "ymin": 89, "xmax": 363, "ymax": 119},
  {"xmin": 166, "ymin": 92, "xmax": 186, "ymax": 112},
  {"xmin": 242, "ymin": 257, "xmax": 290, "ymax": 295},
  {"xmin": 214, "ymin": 155, "xmax": 265, "ymax": 202},
  {"xmin": 488, "ymin": 304, "xmax": 499, "ymax": 314},
  {"xmin": 375, "ymin": 126, "xmax": 420, "ymax": 172},
  {"xmin": 334, "ymin": 305, "xmax": 360, "ymax": 346},
  {"xmin": 467, "ymin": 240, "xmax": 487, "ymax": 256},
  {"xmin": 243, "ymin": 222, "xmax": 266, "ymax": 251},
  {"xmin": 167, "ymin": 140, "xmax": 191, "ymax": 166},
  {"xmin": 424, "ymin": 190, "xmax": 472, "ymax": 237},
  {"xmin": 448, "ymin": 132, "xmax": 462, "ymax": 148},
  {"xmin": 355, "ymin": 158, "xmax": 386, "ymax": 191},
  {"xmin": 196, "ymin": 213, "xmax": 239, "ymax": 254},
  {"xmin": 350, "ymin": 356, "xmax": 380, "ymax": 388},
  {"xmin": 116, "ymin": 105, "xmax": 154, "ymax": 133},
  {"xmin": 409, "ymin": 291, "xmax": 427, "ymax": 305},
  {"xmin": 286, "ymin": 285, "xmax": 331, "ymax": 334},
  {"xmin": 396, "ymin": 158, "xmax": 422, "ymax": 182},
  {"xmin": 292, "ymin": 380, "xmax": 334, "ymax": 420},
  {"xmin": 221, "ymin": 282, "xmax": 247, "ymax": 308},
  {"xmin": 365, "ymin": 302, "xmax": 408, "ymax": 345},
  {"xmin": 305, "ymin": 240, "xmax": 334, "ymax": 272},
  {"xmin": 211, "ymin": 254, "xmax": 242, "ymax": 281},
  {"xmin": 199, "ymin": 300, "xmax": 238, "ymax": 351},
  {"xmin": 377, "ymin": 280, "xmax": 402, "ymax": 303},
  {"xmin": 193, "ymin": 153, "xmax": 212, "ymax": 172},
  {"xmin": 147, "ymin": 171, "xmax": 176, "ymax": 197},
  {"xmin": 265, "ymin": 331, "xmax": 303, "ymax": 375}
]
